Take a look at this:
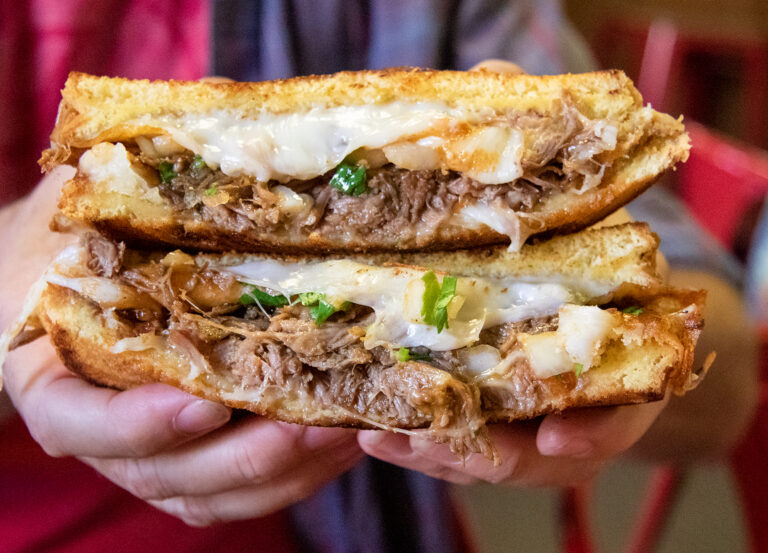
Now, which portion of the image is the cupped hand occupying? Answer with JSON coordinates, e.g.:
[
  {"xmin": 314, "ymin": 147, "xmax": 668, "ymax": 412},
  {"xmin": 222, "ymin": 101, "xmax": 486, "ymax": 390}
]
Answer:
[
  {"xmin": 1, "ymin": 170, "xmax": 363, "ymax": 526},
  {"xmin": 358, "ymin": 399, "xmax": 667, "ymax": 487}
]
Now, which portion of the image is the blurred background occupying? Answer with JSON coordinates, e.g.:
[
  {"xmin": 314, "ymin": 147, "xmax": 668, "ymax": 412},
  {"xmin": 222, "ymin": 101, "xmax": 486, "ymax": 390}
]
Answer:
[{"xmin": 2, "ymin": 1, "xmax": 768, "ymax": 552}]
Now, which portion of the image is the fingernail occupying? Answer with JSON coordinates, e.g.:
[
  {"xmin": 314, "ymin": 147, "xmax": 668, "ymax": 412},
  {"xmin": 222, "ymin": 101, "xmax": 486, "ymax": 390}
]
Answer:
[
  {"xmin": 357, "ymin": 430, "xmax": 387, "ymax": 446},
  {"xmin": 542, "ymin": 438, "xmax": 594, "ymax": 458},
  {"xmin": 174, "ymin": 400, "xmax": 231, "ymax": 434}
]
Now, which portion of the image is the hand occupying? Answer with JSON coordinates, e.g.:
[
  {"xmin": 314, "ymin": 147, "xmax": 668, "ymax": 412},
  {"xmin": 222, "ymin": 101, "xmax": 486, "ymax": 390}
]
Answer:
[
  {"xmin": 469, "ymin": 59, "xmax": 526, "ymax": 75},
  {"xmin": 1, "ymin": 170, "xmax": 363, "ymax": 525},
  {"xmin": 358, "ymin": 399, "xmax": 666, "ymax": 487}
]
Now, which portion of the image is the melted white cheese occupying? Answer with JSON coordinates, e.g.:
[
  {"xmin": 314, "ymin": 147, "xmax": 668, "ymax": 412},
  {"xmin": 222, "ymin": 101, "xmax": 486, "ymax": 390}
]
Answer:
[
  {"xmin": 131, "ymin": 103, "xmax": 525, "ymax": 185},
  {"xmin": 221, "ymin": 258, "xmax": 576, "ymax": 351}
]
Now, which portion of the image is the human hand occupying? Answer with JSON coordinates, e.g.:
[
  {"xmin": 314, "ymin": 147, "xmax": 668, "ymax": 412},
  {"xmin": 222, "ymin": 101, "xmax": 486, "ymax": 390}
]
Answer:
[
  {"xmin": 358, "ymin": 399, "xmax": 666, "ymax": 487},
  {"xmin": 1, "ymin": 171, "xmax": 363, "ymax": 525},
  {"xmin": 469, "ymin": 59, "xmax": 527, "ymax": 75}
]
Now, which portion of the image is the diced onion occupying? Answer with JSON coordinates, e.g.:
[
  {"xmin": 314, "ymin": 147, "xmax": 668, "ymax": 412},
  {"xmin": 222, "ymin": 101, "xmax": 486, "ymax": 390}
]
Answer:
[
  {"xmin": 558, "ymin": 305, "xmax": 616, "ymax": 369},
  {"xmin": 458, "ymin": 345, "xmax": 502, "ymax": 375},
  {"xmin": 383, "ymin": 142, "xmax": 441, "ymax": 171},
  {"xmin": 272, "ymin": 185, "xmax": 313, "ymax": 214},
  {"xmin": 519, "ymin": 332, "xmax": 573, "ymax": 378}
]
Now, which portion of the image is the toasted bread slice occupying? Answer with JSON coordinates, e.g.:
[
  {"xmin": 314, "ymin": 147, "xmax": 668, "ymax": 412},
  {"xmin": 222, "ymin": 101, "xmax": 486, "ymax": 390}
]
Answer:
[
  {"xmin": 36, "ymin": 276, "xmax": 703, "ymax": 462},
  {"xmin": 2, "ymin": 224, "xmax": 704, "ymax": 460},
  {"xmin": 45, "ymin": 69, "xmax": 689, "ymax": 253}
]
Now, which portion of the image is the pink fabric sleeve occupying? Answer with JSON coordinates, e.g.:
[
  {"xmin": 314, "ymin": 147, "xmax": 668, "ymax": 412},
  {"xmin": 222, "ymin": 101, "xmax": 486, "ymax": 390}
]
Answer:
[{"xmin": 0, "ymin": 0, "xmax": 209, "ymax": 205}]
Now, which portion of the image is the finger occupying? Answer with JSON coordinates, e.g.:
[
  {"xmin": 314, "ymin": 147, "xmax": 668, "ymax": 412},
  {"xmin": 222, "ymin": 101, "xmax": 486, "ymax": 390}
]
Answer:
[
  {"xmin": 5, "ymin": 340, "xmax": 230, "ymax": 458},
  {"xmin": 537, "ymin": 399, "xmax": 668, "ymax": 460},
  {"xmin": 360, "ymin": 424, "xmax": 602, "ymax": 487},
  {"xmin": 357, "ymin": 431, "xmax": 480, "ymax": 485},
  {"xmin": 469, "ymin": 59, "xmax": 527, "ymax": 75},
  {"xmin": 84, "ymin": 418, "xmax": 362, "ymax": 500},
  {"xmin": 149, "ymin": 443, "xmax": 363, "ymax": 526}
]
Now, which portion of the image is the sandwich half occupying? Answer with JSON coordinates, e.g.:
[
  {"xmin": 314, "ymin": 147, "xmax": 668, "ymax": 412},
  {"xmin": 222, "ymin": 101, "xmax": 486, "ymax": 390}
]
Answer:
[
  {"xmin": 44, "ymin": 69, "xmax": 689, "ymax": 253},
  {"xmin": 1, "ymin": 224, "xmax": 705, "ymax": 460}
]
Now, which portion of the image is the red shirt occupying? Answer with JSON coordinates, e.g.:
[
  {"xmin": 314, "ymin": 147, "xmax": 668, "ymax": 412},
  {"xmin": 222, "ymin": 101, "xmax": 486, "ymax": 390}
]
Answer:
[{"xmin": 0, "ymin": 415, "xmax": 299, "ymax": 553}]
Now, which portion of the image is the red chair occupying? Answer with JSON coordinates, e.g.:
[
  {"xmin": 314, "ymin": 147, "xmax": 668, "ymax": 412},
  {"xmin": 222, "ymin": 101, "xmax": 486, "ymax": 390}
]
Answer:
[{"xmin": 593, "ymin": 18, "xmax": 768, "ymax": 149}]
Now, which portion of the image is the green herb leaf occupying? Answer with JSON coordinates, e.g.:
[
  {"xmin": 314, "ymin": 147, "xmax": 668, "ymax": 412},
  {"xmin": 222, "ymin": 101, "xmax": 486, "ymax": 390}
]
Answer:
[
  {"xmin": 434, "ymin": 276, "xmax": 457, "ymax": 333},
  {"xmin": 297, "ymin": 292, "xmax": 321, "ymax": 306},
  {"xmin": 329, "ymin": 163, "xmax": 368, "ymax": 196},
  {"xmin": 308, "ymin": 300, "xmax": 335, "ymax": 325},
  {"xmin": 621, "ymin": 306, "xmax": 644, "ymax": 315},
  {"xmin": 397, "ymin": 347, "xmax": 410, "ymax": 362},
  {"xmin": 299, "ymin": 292, "xmax": 349, "ymax": 325},
  {"xmin": 158, "ymin": 161, "xmax": 177, "ymax": 183},
  {"xmin": 190, "ymin": 154, "xmax": 207, "ymax": 172},
  {"xmin": 421, "ymin": 271, "xmax": 457, "ymax": 334},
  {"xmin": 573, "ymin": 363, "xmax": 584, "ymax": 378},
  {"xmin": 421, "ymin": 271, "xmax": 440, "ymax": 326},
  {"xmin": 239, "ymin": 285, "xmax": 289, "ymax": 308},
  {"xmin": 396, "ymin": 347, "xmax": 432, "ymax": 363},
  {"xmin": 204, "ymin": 186, "xmax": 219, "ymax": 196}
]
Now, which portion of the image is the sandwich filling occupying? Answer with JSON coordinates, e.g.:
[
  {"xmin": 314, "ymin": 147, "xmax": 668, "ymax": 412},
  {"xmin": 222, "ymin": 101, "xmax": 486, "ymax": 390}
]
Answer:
[
  {"xmin": 22, "ymin": 234, "xmax": 700, "ymax": 459},
  {"xmin": 72, "ymin": 98, "xmax": 639, "ymax": 250}
]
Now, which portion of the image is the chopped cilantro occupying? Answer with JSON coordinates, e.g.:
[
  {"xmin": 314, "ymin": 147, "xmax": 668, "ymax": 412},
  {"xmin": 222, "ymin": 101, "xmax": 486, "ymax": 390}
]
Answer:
[
  {"xmin": 299, "ymin": 292, "xmax": 324, "ymax": 305},
  {"xmin": 622, "ymin": 306, "xmax": 644, "ymax": 315},
  {"xmin": 397, "ymin": 347, "xmax": 410, "ymax": 362},
  {"xmin": 396, "ymin": 347, "xmax": 432, "ymax": 362},
  {"xmin": 158, "ymin": 161, "xmax": 177, "ymax": 183},
  {"xmin": 421, "ymin": 271, "xmax": 457, "ymax": 333},
  {"xmin": 204, "ymin": 186, "xmax": 219, "ymax": 196},
  {"xmin": 573, "ymin": 363, "xmax": 584, "ymax": 378},
  {"xmin": 190, "ymin": 154, "xmax": 207, "ymax": 172},
  {"xmin": 299, "ymin": 292, "xmax": 349, "ymax": 325},
  {"xmin": 329, "ymin": 163, "xmax": 368, "ymax": 196},
  {"xmin": 239, "ymin": 285, "xmax": 289, "ymax": 308}
]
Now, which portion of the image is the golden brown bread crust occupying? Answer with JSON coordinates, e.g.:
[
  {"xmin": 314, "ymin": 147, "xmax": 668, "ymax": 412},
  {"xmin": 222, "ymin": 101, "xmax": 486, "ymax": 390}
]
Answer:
[
  {"xmin": 37, "ymin": 282, "xmax": 704, "ymax": 429},
  {"xmin": 48, "ymin": 69, "xmax": 689, "ymax": 253},
  {"xmin": 189, "ymin": 221, "xmax": 662, "ymax": 288},
  {"xmin": 45, "ymin": 69, "xmax": 646, "ymax": 152}
]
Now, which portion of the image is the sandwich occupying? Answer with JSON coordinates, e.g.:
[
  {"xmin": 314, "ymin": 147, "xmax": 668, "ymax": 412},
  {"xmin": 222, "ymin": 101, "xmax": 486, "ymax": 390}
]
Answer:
[
  {"xmin": 42, "ymin": 69, "xmax": 689, "ymax": 253},
  {"xmin": 1, "ymin": 224, "xmax": 705, "ymax": 460}
]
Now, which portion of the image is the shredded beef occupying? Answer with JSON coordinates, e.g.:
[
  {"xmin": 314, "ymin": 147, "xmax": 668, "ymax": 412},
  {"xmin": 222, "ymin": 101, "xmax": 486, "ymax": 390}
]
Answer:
[
  {"xmin": 81, "ymin": 242, "xmax": 552, "ymax": 459},
  {"xmin": 134, "ymin": 100, "xmax": 616, "ymax": 247},
  {"xmin": 82, "ymin": 232, "xmax": 124, "ymax": 277}
]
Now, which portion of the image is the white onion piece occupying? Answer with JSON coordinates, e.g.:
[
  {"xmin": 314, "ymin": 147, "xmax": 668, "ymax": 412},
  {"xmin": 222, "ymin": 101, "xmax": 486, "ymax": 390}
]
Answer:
[
  {"xmin": 558, "ymin": 305, "xmax": 616, "ymax": 370},
  {"xmin": 152, "ymin": 135, "xmax": 185, "ymax": 156},
  {"xmin": 135, "ymin": 136, "xmax": 158, "ymax": 157},
  {"xmin": 383, "ymin": 142, "xmax": 441, "ymax": 171},
  {"xmin": 518, "ymin": 332, "xmax": 573, "ymax": 378},
  {"xmin": 272, "ymin": 185, "xmax": 313, "ymax": 214},
  {"xmin": 459, "ymin": 345, "xmax": 502, "ymax": 375}
]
